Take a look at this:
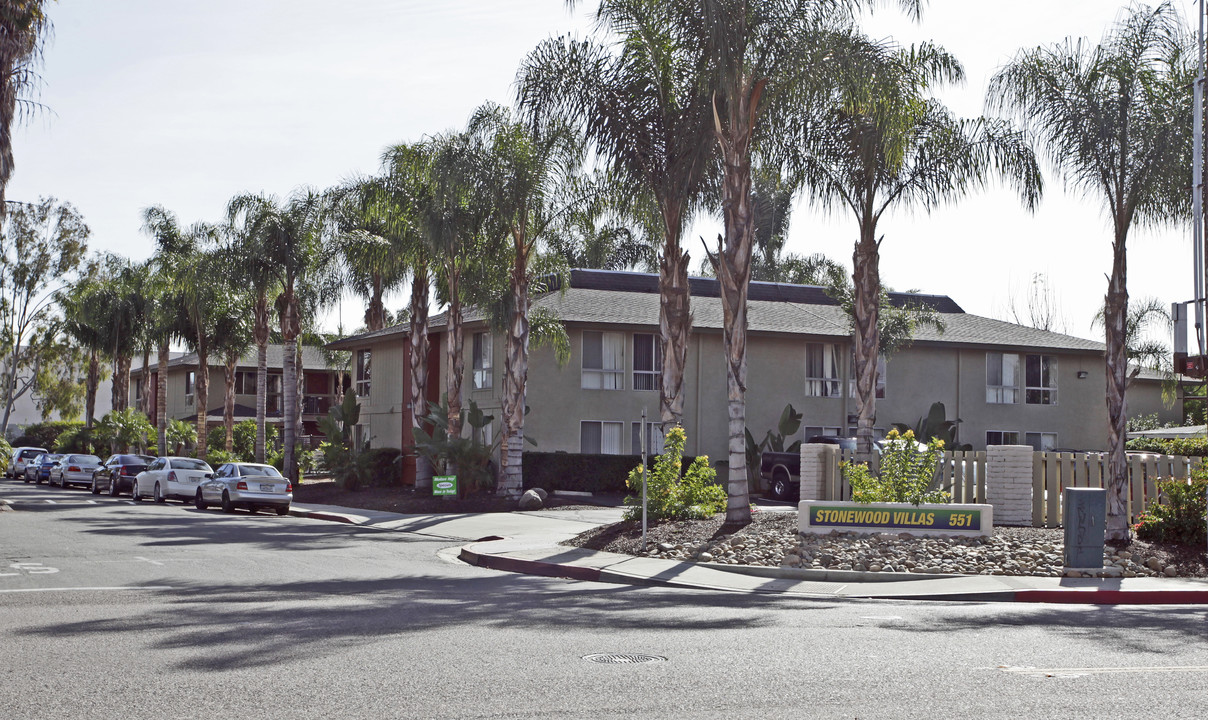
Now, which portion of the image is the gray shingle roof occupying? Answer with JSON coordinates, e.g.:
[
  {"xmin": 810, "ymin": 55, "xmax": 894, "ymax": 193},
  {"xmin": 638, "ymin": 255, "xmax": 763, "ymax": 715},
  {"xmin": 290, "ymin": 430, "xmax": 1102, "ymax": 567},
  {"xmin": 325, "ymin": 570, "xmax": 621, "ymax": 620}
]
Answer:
[{"xmin": 133, "ymin": 344, "xmax": 343, "ymax": 373}]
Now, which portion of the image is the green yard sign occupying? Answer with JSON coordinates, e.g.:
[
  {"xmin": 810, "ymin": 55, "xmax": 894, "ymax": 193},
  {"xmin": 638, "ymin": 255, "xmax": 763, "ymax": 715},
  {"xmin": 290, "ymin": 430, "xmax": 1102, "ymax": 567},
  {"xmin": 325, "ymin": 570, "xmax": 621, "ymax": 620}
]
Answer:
[{"xmin": 433, "ymin": 475, "xmax": 458, "ymax": 496}]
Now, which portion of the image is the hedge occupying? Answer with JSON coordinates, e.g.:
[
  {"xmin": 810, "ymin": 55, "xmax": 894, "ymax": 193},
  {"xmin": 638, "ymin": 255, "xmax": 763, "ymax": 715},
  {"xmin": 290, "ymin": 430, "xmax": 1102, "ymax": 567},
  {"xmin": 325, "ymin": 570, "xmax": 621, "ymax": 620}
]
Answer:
[
  {"xmin": 1125, "ymin": 437, "xmax": 1208, "ymax": 457},
  {"xmin": 362, "ymin": 447, "xmax": 404, "ymax": 487},
  {"xmin": 13, "ymin": 420, "xmax": 85, "ymax": 451},
  {"xmin": 522, "ymin": 452, "xmax": 708, "ymax": 494}
]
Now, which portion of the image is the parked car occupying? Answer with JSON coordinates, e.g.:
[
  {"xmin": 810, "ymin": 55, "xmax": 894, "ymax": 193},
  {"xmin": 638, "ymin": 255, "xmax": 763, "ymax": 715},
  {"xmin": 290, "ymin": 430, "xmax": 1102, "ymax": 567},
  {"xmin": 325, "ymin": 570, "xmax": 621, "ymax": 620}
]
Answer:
[
  {"xmin": 133, "ymin": 456, "xmax": 214, "ymax": 503},
  {"xmin": 91, "ymin": 454, "xmax": 155, "ymax": 496},
  {"xmin": 25, "ymin": 453, "xmax": 64, "ymax": 484},
  {"xmin": 761, "ymin": 436, "xmax": 856, "ymax": 500},
  {"xmin": 52, "ymin": 454, "xmax": 104, "ymax": 489},
  {"xmin": 197, "ymin": 462, "xmax": 292, "ymax": 515},
  {"xmin": 9, "ymin": 446, "xmax": 48, "ymax": 480}
]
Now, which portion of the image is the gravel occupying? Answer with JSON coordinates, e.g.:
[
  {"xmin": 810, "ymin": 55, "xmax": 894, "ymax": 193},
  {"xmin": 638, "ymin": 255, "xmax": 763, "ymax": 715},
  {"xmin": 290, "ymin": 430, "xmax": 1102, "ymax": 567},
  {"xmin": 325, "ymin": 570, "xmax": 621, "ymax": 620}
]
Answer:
[{"xmin": 565, "ymin": 510, "xmax": 1208, "ymax": 578}]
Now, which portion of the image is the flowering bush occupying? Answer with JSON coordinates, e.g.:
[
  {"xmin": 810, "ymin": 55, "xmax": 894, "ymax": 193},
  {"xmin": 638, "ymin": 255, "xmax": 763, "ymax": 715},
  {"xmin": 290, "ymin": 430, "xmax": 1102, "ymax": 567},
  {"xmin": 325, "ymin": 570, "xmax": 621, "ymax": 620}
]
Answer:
[
  {"xmin": 1134, "ymin": 471, "xmax": 1208, "ymax": 546},
  {"xmin": 844, "ymin": 429, "xmax": 950, "ymax": 506},
  {"xmin": 624, "ymin": 426, "xmax": 726, "ymax": 521}
]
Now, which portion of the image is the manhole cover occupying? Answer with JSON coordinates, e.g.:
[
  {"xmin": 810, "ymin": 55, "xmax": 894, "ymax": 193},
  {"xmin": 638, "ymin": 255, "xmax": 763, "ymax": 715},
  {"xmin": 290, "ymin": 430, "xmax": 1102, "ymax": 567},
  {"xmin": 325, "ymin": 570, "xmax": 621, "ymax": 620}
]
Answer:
[{"xmin": 583, "ymin": 653, "xmax": 666, "ymax": 665}]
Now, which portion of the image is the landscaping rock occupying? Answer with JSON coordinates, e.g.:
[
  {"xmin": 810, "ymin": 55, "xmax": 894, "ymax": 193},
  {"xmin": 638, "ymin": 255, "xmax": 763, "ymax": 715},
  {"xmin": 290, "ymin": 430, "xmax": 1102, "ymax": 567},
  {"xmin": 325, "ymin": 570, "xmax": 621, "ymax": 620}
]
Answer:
[
  {"xmin": 518, "ymin": 490, "xmax": 544, "ymax": 511},
  {"xmin": 531, "ymin": 488, "xmax": 548, "ymax": 502}
]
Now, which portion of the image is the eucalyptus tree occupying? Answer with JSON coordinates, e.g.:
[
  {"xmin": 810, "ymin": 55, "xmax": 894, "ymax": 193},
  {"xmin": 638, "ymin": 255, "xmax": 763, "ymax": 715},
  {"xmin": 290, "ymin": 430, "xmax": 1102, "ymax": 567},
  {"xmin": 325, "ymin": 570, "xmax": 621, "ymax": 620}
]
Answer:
[
  {"xmin": 0, "ymin": 1, "xmax": 51, "ymax": 220},
  {"xmin": 329, "ymin": 175, "xmax": 409, "ymax": 333},
  {"xmin": 672, "ymin": 0, "xmax": 922, "ymax": 523},
  {"xmin": 988, "ymin": 1, "xmax": 1193, "ymax": 540},
  {"xmin": 465, "ymin": 102, "xmax": 584, "ymax": 496},
  {"xmin": 142, "ymin": 205, "xmax": 224, "ymax": 460},
  {"xmin": 518, "ymin": 0, "xmax": 717, "ymax": 430},
  {"xmin": 226, "ymin": 190, "xmax": 336, "ymax": 482},
  {"xmin": 790, "ymin": 41, "xmax": 1042, "ymax": 461},
  {"xmin": 60, "ymin": 255, "xmax": 113, "ymax": 428},
  {"xmin": 0, "ymin": 197, "xmax": 88, "ymax": 435}
]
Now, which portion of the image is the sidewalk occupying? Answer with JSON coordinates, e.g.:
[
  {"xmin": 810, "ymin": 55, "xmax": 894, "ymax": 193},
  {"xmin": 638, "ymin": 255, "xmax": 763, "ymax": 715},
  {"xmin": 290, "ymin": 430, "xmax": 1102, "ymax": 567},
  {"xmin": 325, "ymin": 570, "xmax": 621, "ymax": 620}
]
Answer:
[{"xmin": 289, "ymin": 501, "xmax": 1208, "ymax": 605}]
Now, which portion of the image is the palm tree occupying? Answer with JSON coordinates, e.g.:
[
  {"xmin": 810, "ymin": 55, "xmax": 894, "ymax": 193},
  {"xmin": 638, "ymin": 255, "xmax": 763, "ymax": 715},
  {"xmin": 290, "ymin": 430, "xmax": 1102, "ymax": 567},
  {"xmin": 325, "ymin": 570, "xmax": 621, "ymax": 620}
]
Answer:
[
  {"xmin": 0, "ymin": 1, "xmax": 51, "ymax": 221},
  {"xmin": 330, "ymin": 175, "xmax": 409, "ymax": 333},
  {"xmin": 791, "ymin": 41, "xmax": 1042, "ymax": 462},
  {"xmin": 226, "ymin": 190, "xmax": 337, "ymax": 482},
  {"xmin": 466, "ymin": 102, "xmax": 583, "ymax": 497},
  {"xmin": 988, "ymin": 2, "xmax": 1193, "ymax": 540},
  {"xmin": 680, "ymin": 0, "xmax": 921, "ymax": 523},
  {"xmin": 518, "ymin": 0, "xmax": 717, "ymax": 430},
  {"xmin": 59, "ymin": 260, "xmax": 109, "ymax": 429},
  {"xmin": 211, "ymin": 285, "xmax": 255, "ymax": 454}
]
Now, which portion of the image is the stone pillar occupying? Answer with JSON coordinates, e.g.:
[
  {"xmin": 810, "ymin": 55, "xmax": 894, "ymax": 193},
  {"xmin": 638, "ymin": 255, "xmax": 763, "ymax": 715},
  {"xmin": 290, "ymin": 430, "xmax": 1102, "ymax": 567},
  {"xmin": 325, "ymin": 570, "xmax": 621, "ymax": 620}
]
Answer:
[
  {"xmin": 986, "ymin": 444, "xmax": 1033, "ymax": 527},
  {"xmin": 798, "ymin": 444, "xmax": 832, "ymax": 502}
]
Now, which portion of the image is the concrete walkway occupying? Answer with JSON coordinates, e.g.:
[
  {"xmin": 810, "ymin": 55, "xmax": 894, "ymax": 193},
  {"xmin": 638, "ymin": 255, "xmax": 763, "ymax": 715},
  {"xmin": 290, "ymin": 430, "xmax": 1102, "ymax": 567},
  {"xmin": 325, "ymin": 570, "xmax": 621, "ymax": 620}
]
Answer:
[{"xmin": 289, "ymin": 501, "xmax": 1208, "ymax": 605}]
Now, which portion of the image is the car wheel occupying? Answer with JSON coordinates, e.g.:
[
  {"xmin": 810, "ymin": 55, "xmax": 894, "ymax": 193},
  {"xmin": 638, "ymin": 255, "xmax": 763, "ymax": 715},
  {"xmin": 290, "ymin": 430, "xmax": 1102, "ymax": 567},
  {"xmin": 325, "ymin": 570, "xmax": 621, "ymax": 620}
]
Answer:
[
  {"xmin": 771, "ymin": 470, "xmax": 791, "ymax": 501},
  {"xmin": 153, "ymin": 482, "xmax": 165, "ymax": 504},
  {"xmin": 23, "ymin": 474, "xmax": 29, "ymax": 484},
  {"xmin": 132, "ymin": 481, "xmax": 142, "ymax": 502},
  {"xmin": 91, "ymin": 477, "xmax": 100, "ymax": 495},
  {"xmin": 195, "ymin": 490, "xmax": 207, "ymax": 511},
  {"xmin": 221, "ymin": 491, "xmax": 234, "ymax": 514},
  {"xmin": 275, "ymin": 504, "xmax": 289, "ymax": 516},
  {"xmin": 109, "ymin": 477, "xmax": 118, "ymax": 497}
]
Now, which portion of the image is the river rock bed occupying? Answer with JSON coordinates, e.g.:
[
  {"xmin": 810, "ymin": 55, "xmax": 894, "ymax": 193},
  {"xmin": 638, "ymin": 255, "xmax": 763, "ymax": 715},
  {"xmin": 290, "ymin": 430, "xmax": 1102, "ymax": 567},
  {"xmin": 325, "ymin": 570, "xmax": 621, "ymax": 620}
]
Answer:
[{"xmin": 565, "ymin": 511, "xmax": 1208, "ymax": 578}]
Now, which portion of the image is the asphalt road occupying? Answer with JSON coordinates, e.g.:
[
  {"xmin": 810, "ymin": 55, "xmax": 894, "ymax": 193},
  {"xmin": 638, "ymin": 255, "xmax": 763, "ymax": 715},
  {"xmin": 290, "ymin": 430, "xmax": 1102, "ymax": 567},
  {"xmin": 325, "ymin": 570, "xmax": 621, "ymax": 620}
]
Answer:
[{"xmin": 2, "ymin": 477, "xmax": 1207, "ymax": 720}]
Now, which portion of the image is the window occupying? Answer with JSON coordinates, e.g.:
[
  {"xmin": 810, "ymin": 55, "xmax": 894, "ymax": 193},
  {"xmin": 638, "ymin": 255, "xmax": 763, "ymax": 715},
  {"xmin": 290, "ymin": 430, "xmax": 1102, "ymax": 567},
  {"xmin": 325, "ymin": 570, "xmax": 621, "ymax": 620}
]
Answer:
[
  {"xmin": 986, "ymin": 352, "xmax": 1020, "ymax": 404},
  {"xmin": 184, "ymin": 371, "xmax": 195, "ymax": 406},
  {"xmin": 266, "ymin": 373, "xmax": 283, "ymax": 414},
  {"xmin": 1025, "ymin": 354, "xmax": 1057, "ymax": 405},
  {"xmin": 986, "ymin": 431, "xmax": 1020, "ymax": 446},
  {"xmin": 848, "ymin": 353, "xmax": 887, "ymax": 399},
  {"xmin": 633, "ymin": 334, "xmax": 661, "ymax": 391},
  {"xmin": 631, "ymin": 421, "xmax": 666, "ymax": 455},
  {"xmin": 134, "ymin": 381, "xmax": 141, "ymax": 400},
  {"xmin": 1026, "ymin": 432, "xmax": 1058, "ymax": 452},
  {"xmin": 354, "ymin": 424, "xmax": 369, "ymax": 451},
  {"xmin": 472, "ymin": 332, "xmax": 493, "ymax": 390},
  {"xmin": 805, "ymin": 343, "xmax": 842, "ymax": 397},
  {"xmin": 582, "ymin": 331, "xmax": 624, "ymax": 390},
  {"xmin": 235, "ymin": 371, "xmax": 257, "ymax": 395},
  {"xmin": 356, "ymin": 350, "xmax": 371, "ymax": 398},
  {"xmin": 581, "ymin": 421, "xmax": 624, "ymax": 454}
]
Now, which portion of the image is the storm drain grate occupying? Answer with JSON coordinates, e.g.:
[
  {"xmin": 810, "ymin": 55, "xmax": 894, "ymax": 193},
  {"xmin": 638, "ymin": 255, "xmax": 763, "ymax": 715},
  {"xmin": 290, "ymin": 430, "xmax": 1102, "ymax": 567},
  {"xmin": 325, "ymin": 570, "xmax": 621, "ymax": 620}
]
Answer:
[{"xmin": 583, "ymin": 653, "xmax": 666, "ymax": 665}]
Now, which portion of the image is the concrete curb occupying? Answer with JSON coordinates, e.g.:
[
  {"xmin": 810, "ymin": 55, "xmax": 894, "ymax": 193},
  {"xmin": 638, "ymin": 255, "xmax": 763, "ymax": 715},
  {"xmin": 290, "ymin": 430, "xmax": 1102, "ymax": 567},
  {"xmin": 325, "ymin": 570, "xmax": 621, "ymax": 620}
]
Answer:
[
  {"xmin": 1014, "ymin": 589, "xmax": 1208, "ymax": 605},
  {"xmin": 459, "ymin": 545, "xmax": 603, "ymax": 583},
  {"xmin": 289, "ymin": 508, "xmax": 356, "ymax": 525}
]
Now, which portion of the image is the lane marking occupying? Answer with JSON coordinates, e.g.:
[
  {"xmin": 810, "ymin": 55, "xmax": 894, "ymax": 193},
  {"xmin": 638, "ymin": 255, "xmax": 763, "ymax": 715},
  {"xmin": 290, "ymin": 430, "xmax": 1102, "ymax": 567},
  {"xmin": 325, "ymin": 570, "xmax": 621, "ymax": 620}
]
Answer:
[
  {"xmin": 44, "ymin": 499, "xmax": 56, "ymax": 504},
  {"xmin": 134, "ymin": 556, "xmax": 164, "ymax": 566},
  {"xmin": 0, "ymin": 586, "xmax": 173, "ymax": 594},
  {"xmin": 1001, "ymin": 665, "xmax": 1208, "ymax": 678}
]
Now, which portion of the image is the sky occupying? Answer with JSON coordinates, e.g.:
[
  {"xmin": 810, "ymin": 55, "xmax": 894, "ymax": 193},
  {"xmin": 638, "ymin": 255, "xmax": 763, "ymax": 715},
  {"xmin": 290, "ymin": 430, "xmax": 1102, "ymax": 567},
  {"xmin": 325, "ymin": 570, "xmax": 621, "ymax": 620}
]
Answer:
[{"xmin": 7, "ymin": 0, "xmax": 1204, "ymax": 345}]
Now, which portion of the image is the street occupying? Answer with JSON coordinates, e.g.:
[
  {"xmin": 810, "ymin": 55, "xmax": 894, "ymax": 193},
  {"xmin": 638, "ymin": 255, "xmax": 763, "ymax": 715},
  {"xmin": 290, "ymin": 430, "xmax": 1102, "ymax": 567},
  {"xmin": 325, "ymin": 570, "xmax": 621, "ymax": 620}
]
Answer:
[{"xmin": 2, "ymin": 477, "xmax": 1207, "ymax": 720}]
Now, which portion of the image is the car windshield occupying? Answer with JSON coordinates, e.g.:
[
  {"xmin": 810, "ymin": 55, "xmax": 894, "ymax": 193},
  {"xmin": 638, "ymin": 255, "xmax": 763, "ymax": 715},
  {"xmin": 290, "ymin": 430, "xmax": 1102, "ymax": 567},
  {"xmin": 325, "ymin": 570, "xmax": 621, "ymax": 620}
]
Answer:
[
  {"xmin": 71, "ymin": 455, "xmax": 101, "ymax": 464},
  {"xmin": 171, "ymin": 458, "xmax": 211, "ymax": 471},
  {"xmin": 118, "ymin": 455, "xmax": 148, "ymax": 464},
  {"xmin": 236, "ymin": 464, "xmax": 281, "ymax": 478}
]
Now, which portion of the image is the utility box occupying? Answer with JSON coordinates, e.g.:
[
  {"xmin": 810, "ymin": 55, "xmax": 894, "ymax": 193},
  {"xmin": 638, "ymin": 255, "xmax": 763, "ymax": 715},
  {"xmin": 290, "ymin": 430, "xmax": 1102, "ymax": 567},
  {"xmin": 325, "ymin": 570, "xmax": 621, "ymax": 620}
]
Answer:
[{"xmin": 1063, "ymin": 487, "xmax": 1106, "ymax": 569}]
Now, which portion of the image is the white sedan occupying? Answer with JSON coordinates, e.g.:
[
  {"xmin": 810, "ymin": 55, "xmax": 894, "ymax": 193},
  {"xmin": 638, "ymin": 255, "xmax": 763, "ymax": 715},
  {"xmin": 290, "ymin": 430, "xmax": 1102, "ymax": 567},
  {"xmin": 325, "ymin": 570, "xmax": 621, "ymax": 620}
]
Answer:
[
  {"xmin": 133, "ymin": 456, "xmax": 214, "ymax": 504},
  {"xmin": 52, "ymin": 454, "xmax": 103, "ymax": 488},
  {"xmin": 196, "ymin": 462, "xmax": 292, "ymax": 515}
]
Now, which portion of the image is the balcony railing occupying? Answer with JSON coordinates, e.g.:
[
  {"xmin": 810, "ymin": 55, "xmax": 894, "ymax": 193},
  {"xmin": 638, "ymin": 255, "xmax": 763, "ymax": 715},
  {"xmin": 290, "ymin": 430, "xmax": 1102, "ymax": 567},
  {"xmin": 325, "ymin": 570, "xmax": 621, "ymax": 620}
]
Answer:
[{"xmin": 302, "ymin": 394, "xmax": 334, "ymax": 415}]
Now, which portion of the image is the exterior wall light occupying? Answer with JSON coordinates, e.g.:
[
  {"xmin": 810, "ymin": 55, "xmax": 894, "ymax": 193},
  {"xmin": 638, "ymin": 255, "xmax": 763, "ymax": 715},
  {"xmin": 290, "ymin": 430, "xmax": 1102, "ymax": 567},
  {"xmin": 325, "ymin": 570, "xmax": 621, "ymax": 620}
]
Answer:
[{"xmin": 1077, "ymin": 371, "xmax": 1089, "ymax": 379}]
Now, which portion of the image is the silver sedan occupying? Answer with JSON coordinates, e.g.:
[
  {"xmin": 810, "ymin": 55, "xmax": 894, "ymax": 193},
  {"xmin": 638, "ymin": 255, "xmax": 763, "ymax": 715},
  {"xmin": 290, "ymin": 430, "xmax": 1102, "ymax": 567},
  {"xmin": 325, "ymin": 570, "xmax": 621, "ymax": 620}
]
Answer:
[
  {"xmin": 196, "ymin": 462, "xmax": 292, "ymax": 515},
  {"xmin": 52, "ymin": 454, "xmax": 103, "ymax": 488}
]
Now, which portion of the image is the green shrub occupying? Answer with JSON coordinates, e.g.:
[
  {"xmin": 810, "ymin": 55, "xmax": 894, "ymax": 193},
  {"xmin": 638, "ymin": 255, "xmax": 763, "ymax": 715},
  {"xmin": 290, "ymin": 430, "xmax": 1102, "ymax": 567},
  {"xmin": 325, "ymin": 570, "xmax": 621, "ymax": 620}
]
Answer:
[
  {"xmin": 53, "ymin": 425, "xmax": 98, "ymax": 454},
  {"xmin": 206, "ymin": 449, "xmax": 238, "ymax": 466},
  {"xmin": 623, "ymin": 426, "xmax": 725, "ymax": 521},
  {"xmin": 1125, "ymin": 437, "xmax": 1208, "ymax": 457},
  {"xmin": 0, "ymin": 438, "xmax": 11, "ymax": 469},
  {"xmin": 205, "ymin": 420, "xmax": 280, "ymax": 462},
  {"xmin": 1135, "ymin": 471, "xmax": 1208, "ymax": 546},
  {"xmin": 14, "ymin": 420, "xmax": 84, "ymax": 450},
  {"xmin": 362, "ymin": 447, "xmax": 403, "ymax": 487},
  {"xmin": 166, "ymin": 419, "xmax": 196, "ymax": 454},
  {"xmin": 522, "ymin": 451, "xmax": 709, "ymax": 493},
  {"xmin": 845, "ymin": 429, "xmax": 950, "ymax": 506},
  {"xmin": 94, "ymin": 409, "xmax": 153, "ymax": 453}
]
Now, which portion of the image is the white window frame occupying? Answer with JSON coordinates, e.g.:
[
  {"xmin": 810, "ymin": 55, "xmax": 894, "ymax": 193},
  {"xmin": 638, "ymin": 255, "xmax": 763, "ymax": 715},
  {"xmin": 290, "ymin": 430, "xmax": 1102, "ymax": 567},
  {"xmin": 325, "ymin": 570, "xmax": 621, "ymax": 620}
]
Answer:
[
  {"xmin": 805, "ymin": 343, "xmax": 842, "ymax": 398},
  {"xmin": 472, "ymin": 332, "xmax": 493, "ymax": 390},
  {"xmin": 235, "ymin": 371, "xmax": 257, "ymax": 396},
  {"xmin": 630, "ymin": 421, "xmax": 666, "ymax": 455},
  {"xmin": 356, "ymin": 350, "xmax": 371, "ymax": 398},
  {"xmin": 986, "ymin": 352, "xmax": 1020, "ymax": 404},
  {"xmin": 581, "ymin": 420, "xmax": 625, "ymax": 455},
  {"xmin": 985, "ymin": 430, "xmax": 1020, "ymax": 446},
  {"xmin": 266, "ymin": 373, "xmax": 283, "ymax": 414},
  {"xmin": 1024, "ymin": 354, "xmax": 1057, "ymax": 405},
  {"xmin": 581, "ymin": 331, "xmax": 624, "ymax": 390},
  {"xmin": 632, "ymin": 333, "xmax": 661, "ymax": 392},
  {"xmin": 1025, "ymin": 431, "xmax": 1058, "ymax": 452}
]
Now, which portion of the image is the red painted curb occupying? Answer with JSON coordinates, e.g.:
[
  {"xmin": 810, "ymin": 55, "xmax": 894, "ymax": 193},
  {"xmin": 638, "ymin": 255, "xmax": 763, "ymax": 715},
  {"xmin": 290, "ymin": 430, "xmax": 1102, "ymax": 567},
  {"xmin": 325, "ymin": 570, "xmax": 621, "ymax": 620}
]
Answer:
[
  {"xmin": 461, "ymin": 548, "xmax": 603, "ymax": 582},
  {"xmin": 1016, "ymin": 589, "xmax": 1208, "ymax": 605}
]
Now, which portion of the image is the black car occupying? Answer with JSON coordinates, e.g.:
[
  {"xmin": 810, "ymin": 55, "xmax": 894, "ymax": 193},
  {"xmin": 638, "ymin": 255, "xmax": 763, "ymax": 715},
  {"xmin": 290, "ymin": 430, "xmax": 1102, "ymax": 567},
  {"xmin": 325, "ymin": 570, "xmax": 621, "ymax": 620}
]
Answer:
[
  {"xmin": 91, "ymin": 454, "xmax": 155, "ymax": 497},
  {"xmin": 24, "ymin": 453, "xmax": 63, "ymax": 484}
]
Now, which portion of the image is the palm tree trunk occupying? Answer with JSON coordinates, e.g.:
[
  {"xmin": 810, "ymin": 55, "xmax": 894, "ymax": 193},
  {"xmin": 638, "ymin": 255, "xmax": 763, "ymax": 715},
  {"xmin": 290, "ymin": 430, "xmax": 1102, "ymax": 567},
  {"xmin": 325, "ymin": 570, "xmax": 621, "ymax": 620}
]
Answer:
[
  {"xmin": 1105, "ymin": 228, "xmax": 1130, "ymax": 541},
  {"xmin": 223, "ymin": 350, "xmax": 237, "ymax": 453},
  {"xmin": 195, "ymin": 338, "xmax": 209, "ymax": 460},
  {"xmin": 658, "ymin": 240, "xmax": 692, "ymax": 429},
  {"xmin": 499, "ymin": 235, "xmax": 529, "ymax": 498},
  {"xmin": 115, "ymin": 355, "xmax": 132, "ymax": 411},
  {"xmin": 253, "ymin": 292, "xmax": 270, "ymax": 463},
  {"xmin": 156, "ymin": 342, "xmax": 168, "ymax": 453},
  {"xmin": 446, "ymin": 264, "xmax": 465, "ymax": 441},
  {"xmin": 409, "ymin": 267, "xmax": 432, "ymax": 487},
  {"xmin": 282, "ymin": 293, "xmax": 300, "ymax": 484},
  {"xmin": 367, "ymin": 273, "xmax": 385, "ymax": 332},
  {"xmin": 139, "ymin": 348, "xmax": 152, "ymax": 416},
  {"xmin": 852, "ymin": 222, "xmax": 882, "ymax": 464},
  {"xmin": 85, "ymin": 349, "xmax": 99, "ymax": 430},
  {"xmin": 295, "ymin": 343, "xmax": 305, "ymax": 469}
]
